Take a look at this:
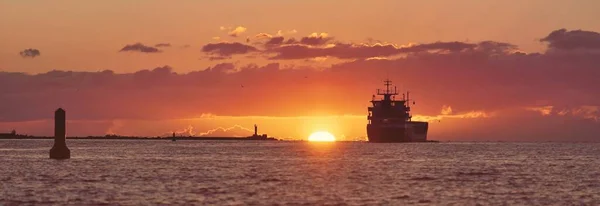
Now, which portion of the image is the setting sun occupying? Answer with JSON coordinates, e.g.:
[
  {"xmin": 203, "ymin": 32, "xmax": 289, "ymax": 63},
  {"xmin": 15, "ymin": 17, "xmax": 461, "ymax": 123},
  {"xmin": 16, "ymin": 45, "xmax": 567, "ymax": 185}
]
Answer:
[{"xmin": 308, "ymin": 131, "xmax": 336, "ymax": 142}]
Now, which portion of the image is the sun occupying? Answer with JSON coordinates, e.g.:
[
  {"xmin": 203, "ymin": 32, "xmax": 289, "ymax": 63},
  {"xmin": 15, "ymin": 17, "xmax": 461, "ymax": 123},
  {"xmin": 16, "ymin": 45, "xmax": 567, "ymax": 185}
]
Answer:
[{"xmin": 308, "ymin": 131, "xmax": 336, "ymax": 142}]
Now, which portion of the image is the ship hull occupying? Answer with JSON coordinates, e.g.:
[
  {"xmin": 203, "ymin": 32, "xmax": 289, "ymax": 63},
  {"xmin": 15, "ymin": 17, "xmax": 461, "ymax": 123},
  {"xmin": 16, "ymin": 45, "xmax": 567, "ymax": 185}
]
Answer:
[{"xmin": 367, "ymin": 121, "xmax": 428, "ymax": 142}]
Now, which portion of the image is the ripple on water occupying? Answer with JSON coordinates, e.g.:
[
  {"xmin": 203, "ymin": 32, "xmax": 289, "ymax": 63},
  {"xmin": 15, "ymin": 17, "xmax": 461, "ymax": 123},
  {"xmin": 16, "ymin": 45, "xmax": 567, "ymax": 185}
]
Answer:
[{"xmin": 1, "ymin": 140, "xmax": 600, "ymax": 205}]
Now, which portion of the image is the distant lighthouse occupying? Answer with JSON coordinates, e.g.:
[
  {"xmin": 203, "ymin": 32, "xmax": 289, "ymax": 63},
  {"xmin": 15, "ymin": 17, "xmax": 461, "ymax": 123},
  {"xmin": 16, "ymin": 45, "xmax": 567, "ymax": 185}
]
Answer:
[{"xmin": 49, "ymin": 108, "xmax": 70, "ymax": 159}]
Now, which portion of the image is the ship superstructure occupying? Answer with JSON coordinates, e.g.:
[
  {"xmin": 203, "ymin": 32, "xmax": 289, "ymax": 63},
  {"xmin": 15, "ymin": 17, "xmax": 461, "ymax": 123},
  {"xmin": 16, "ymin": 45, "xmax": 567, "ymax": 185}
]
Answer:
[{"xmin": 367, "ymin": 80, "xmax": 428, "ymax": 142}]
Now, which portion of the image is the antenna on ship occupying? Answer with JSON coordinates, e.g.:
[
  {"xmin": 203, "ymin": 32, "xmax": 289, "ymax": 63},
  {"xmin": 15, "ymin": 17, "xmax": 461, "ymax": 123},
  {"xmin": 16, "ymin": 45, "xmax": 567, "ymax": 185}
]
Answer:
[{"xmin": 385, "ymin": 79, "xmax": 391, "ymax": 93}]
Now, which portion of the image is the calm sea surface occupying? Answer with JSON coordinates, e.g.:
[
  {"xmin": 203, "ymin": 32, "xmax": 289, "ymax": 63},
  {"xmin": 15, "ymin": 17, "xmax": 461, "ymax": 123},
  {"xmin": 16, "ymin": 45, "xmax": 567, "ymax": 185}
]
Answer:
[{"xmin": 1, "ymin": 140, "xmax": 599, "ymax": 205}]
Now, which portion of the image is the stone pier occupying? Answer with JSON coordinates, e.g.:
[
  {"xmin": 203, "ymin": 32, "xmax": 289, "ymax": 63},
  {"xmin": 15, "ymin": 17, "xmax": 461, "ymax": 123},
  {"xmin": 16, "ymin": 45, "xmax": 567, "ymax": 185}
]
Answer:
[{"xmin": 49, "ymin": 108, "xmax": 70, "ymax": 159}]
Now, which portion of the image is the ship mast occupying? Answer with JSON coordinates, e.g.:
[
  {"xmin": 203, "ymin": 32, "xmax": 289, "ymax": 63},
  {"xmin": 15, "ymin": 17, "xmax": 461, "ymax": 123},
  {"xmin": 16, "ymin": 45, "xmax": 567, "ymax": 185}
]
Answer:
[
  {"xmin": 385, "ymin": 79, "xmax": 391, "ymax": 93},
  {"xmin": 371, "ymin": 79, "xmax": 415, "ymax": 122},
  {"xmin": 377, "ymin": 79, "xmax": 398, "ymax": 101}
]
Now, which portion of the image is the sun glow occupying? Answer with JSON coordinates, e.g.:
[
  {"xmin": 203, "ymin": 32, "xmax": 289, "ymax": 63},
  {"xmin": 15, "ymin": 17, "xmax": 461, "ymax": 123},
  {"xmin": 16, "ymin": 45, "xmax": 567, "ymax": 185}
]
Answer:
[{"xmin": 308, "ymin": 131, "xmax": 336, "ymax": 142}]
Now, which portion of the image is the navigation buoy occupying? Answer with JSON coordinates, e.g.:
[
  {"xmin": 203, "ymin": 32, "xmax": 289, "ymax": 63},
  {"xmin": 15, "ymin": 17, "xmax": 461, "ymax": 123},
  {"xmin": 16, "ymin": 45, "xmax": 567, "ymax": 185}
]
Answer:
[{"xmin": 49, "ymin": 108, "xmax": 70, "ymax": 159}]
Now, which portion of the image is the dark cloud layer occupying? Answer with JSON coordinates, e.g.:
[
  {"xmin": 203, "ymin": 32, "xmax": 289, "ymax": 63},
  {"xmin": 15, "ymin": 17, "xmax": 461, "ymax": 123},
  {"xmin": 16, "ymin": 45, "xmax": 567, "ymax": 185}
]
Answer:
[
  {"xmin": 541, "ymin": 29, "xmax": 600, "ymax": 50},
  {"xmin": 119, "ymin": 43, "xmax": 161, "ymax": 53},
  {"xmin": 266, "ymin": 41, "xmax": 509, "ymax": 60},
  {"xmin": 207, "ymin": 33, "xmax": 517, "ymax": 60},
  {"xmin": 265, "ymin": 36, "xmax": 285, "ymax": 46},
  {"xmin": 400, "ymin": 41, "xmax": 477, "ymax": 52},
  {"xmin": 299, "ymin": 35, "xmax": 332, "ymax": 46},
  {"xmin": 201, "ymin": 42, "xmax": 258, "ymax": 57},
  {"xmin": 19, "ymin": 48, "xmax": 40, "ymax": 58},
  {"xmin": 3, "ymin": 40, "xmax": 600, "ymax": 119}
]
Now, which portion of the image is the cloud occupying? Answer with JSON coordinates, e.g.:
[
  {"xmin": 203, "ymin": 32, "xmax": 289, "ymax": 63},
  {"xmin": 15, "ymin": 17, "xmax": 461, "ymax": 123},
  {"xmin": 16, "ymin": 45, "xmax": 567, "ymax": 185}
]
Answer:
[
  {"xmin": 208, "ymin": 56, "xmax": 232, "ymax": 61},
  {"xmin": 265, "ymin": 36, "xmax": 285, "ymax": 46},
  {"xmin": 281, "ymin": 29, "xmax": 297, "ymax": 36},
  {"xmin": 300, "ymin": 32, "xmax": 332, "ymax": 45},
  {"xmin": 399, "ymin": 41, "xmax": 477, "ymax": 53},
  {"xmin": 412, "ymin": 105, "xmax": 491, "ymax": 122},
  {"xmin": 119, "ymin": 43, "xmax": 161, "ymax": 53},
  {"xmin": 167, "ymin": 125, "xmax": 197, "ymax": 136},
  {"xmin": 526, "ymin": 106, "xmax": 553, "ymax": 116},
  {"xmin": 19, "ymin": 48, "xmax": 40, "ymax": 58},
  {"xmin": 265, "ymin": 41, "xmax": 492, "ymax": 60},
  {"xmin": 105, "ymin": 119, "xmax": 125, "ymax": 135},
  {"xmin": 3, "ymin": 45, "xmax": 599, "ymax": 121},
  {"xmin": 255, "ymin": 33, "xmax": 273, "ymax": 39},
  {"xmin": 154, "ymin": 43, "xmax": 171, "ymax": 47},
  {"xmin": 253, "ymin": 30, "xmax": 298, "ymax": 43},
  {"xmin": 570, "ymin": 106, "xmax": 600, "ymax": 121},
  {"xmin": 441, "ymin": 105, "xmax": 453, "ymax": 115},
  {"xmin": 256, "ymin": 32, "xmax": 332, "ymax": 47},
  {"xmin": 528, "ymin": 105, "xmax": 599, "ymax": 121},
  {"xmin": 125, "ymin": 123, "xmax": 252, "ymax": 137},
  {"xmin": 476, "ymin": 41, "xmax": 519, "ymax": 54},
  {"xmin": 226, "ymin": 26, "xmax": 247, "ymax": 37},
  {"xmin": 197, "ymin": 125, "xmax": 253, "ymax": 137},
  {"xmin": 242, "ymin": 32, "xmax": 518, "ymax": 61},
  {"xmin": 201, "ymin": 42, "xmax": 258, "ymax": 57},
  {"xmin": 413, "ymin": 111, "xmax": 491, "ymax": 122},
  {"xmin": 541, "ymin": 29, "xmax": 600, "ymax": 50},
  {"xmin": 245, "ymin": 31, "xmax": 506, "ymax": 60},
  {"xmin": 305, "ymin": 57, "xmax": 328, "ymax": 63}
]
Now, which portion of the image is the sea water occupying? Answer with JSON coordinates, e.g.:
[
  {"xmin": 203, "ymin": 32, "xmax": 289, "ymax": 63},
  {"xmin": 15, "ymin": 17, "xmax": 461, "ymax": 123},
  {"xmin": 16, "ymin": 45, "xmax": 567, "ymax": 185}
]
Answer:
[{"xmin": 1, "ymin": 140, "xmax": 599, "ymax": 205}]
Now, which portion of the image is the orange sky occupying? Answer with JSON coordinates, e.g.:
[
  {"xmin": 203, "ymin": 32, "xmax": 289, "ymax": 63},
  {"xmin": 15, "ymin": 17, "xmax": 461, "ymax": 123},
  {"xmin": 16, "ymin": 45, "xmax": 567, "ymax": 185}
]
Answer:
[
  {"xmin": 2, "ymin": 0, "xmax": 600, "ymax": 73},
  {"xmin": 1, "ymin": 1, "xmax": 600, "ymax": 141}
]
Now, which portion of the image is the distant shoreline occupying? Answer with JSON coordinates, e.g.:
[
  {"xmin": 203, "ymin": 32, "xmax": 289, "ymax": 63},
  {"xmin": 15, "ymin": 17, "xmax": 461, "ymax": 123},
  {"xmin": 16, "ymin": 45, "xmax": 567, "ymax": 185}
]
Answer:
[
  {"xmin": 0, "ymin": 135, "xmax": 278, "ymax": 141},
  {"xmin": 0, "ymin": 136, "xmax": 443, "ymax": 142}
]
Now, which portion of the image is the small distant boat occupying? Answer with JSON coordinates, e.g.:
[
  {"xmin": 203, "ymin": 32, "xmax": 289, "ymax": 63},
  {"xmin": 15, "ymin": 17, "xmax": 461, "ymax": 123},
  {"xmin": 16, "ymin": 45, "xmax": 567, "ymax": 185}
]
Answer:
[{"xmin": 171, "ymin": 132, "xmax": 176, "ymax": 141}]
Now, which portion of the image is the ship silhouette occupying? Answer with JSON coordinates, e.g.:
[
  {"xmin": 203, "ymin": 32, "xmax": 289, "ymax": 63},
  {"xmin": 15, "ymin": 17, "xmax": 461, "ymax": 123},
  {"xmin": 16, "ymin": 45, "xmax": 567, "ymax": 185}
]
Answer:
[{"xmin": 367, "ymin": 80, "xmax": 429, "ymax": 142}]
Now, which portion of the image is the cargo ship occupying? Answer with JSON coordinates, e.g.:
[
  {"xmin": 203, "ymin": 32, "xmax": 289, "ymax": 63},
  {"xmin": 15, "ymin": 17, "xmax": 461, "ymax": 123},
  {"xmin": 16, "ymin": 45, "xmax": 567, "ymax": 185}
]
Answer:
[{"xmin": 367, "ymin": 80, "xmax": 428, "ymax": 142}]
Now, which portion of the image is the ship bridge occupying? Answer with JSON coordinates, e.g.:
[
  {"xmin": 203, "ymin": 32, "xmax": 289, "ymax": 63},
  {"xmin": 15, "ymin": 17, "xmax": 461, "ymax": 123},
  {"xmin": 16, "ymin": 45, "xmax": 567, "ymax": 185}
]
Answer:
[{"xmin": 368, "ymin": 79, "xmax": 414, "ymax": 124}]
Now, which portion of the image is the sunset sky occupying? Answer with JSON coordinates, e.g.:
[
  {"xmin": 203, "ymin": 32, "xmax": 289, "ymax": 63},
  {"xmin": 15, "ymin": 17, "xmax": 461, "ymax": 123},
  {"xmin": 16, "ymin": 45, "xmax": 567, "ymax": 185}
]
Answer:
[{"xmin": 1, "ymin": 1, "xmax": 600, "ymax": 141}]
